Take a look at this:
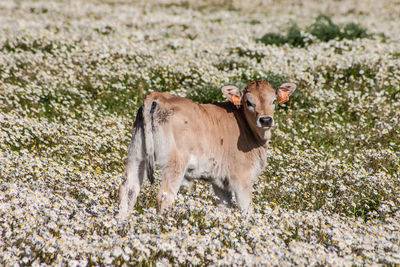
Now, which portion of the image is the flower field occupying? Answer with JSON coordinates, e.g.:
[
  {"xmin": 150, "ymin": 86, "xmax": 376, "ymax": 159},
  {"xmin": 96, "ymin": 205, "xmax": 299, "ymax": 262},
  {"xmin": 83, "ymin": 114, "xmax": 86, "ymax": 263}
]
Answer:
[{"xmin": 1, "ymin": 0, "xmax": 399, "ymax": 265}]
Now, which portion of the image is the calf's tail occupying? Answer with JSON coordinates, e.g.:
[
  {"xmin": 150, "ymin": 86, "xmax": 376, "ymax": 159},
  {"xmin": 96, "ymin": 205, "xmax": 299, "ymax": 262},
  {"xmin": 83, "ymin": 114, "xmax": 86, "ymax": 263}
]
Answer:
[{"xmin": 142, "ymin": 100, "xmax": 157, "ymax": 184}]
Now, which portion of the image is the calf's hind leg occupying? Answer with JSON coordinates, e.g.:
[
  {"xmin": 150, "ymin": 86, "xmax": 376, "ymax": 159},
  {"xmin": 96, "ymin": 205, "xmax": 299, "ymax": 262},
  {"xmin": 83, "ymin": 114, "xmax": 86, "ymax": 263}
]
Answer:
[
  {"xmin": 212, "ymin": 185, "xmax": 233, "ymax": 208},
  {"xmin": 119, "ymin": 159, "xmax": 146, "ymax": 219},
  {"xmin": 118, "ymin": 109, "xmax": 146, "ymax": 220},
  {"xmin": 157, "ymin": 152, "xmax": 187, "ymax": 213},
  {"xmin": 231, "ymin": 174, "xmax": 253, "ymax": 216}
]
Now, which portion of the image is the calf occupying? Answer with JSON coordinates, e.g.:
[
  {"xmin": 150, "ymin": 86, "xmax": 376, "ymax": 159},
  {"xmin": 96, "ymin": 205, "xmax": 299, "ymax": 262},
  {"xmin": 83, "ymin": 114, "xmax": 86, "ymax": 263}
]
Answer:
[{"xmin": 118, "ymin": 80, "xmax": 296, "ymax": 219}]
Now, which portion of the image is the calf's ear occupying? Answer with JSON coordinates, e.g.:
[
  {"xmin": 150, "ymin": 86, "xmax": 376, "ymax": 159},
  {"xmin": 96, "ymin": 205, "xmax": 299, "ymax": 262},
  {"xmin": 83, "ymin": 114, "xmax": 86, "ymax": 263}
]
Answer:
[
  {"xmin": 221, "ymin": 85, "xmax": 242, "ymax": 106},
  {"xmin": 276, "ymin": 83, "xmax": 296, "ymax": 104}
]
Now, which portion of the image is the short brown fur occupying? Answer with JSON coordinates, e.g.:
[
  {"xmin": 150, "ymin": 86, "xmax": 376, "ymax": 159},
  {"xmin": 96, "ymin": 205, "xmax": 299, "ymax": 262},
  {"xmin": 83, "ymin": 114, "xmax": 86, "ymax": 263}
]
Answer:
[{"xmin": 118, "ymin": 80, "xmax": 296, "ymax": 219}]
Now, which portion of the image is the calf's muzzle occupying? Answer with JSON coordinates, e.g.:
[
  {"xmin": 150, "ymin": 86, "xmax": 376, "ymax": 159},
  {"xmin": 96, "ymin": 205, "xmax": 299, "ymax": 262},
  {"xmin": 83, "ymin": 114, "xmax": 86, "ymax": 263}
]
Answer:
[{"xmin": 257, "ymin": 116, "xmax": 274, "ymax": 127}]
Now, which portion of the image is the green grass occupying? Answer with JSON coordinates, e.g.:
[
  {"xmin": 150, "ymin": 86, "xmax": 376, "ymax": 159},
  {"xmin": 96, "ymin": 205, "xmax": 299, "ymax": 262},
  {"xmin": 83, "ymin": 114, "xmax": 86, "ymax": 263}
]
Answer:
[{"xmin": 258, "ymin": 15, "xmax": 370, "ymax": 47}]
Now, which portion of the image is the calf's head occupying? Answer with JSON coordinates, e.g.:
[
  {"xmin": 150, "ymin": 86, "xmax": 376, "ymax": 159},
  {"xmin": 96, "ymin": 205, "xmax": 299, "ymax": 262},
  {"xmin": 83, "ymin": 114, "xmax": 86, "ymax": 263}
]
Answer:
[{"xmin": 222, "ymin": 80, "xmax": 296, "ymax": 141}]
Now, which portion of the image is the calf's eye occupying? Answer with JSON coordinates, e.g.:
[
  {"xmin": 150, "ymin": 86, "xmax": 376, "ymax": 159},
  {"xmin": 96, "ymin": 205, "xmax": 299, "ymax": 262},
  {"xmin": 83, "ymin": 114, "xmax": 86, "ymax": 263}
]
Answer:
[{"xmin": 246, "ymin": 99, "xmax": 254, "ymax": 107}]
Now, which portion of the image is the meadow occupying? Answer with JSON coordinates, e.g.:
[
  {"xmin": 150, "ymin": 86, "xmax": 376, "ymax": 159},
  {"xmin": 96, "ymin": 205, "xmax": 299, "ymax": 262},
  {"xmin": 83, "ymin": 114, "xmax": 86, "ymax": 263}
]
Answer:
[{"xmin": 0, "ymin": 0, "xmax": 399, "ymax": 265}]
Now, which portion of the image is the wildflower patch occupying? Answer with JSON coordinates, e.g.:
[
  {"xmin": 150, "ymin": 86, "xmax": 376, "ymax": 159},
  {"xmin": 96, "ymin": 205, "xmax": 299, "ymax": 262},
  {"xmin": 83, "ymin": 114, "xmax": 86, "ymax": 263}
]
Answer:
[{"xmin": 0, "ymin": 0, "xmax": 399, "ymax": 265}]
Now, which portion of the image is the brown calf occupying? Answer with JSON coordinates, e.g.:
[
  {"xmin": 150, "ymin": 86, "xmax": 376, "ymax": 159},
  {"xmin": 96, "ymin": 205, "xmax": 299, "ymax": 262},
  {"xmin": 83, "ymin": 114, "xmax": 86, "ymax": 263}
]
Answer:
[{"xmin": 118, "ymin": 80, "xmax": 296, "ymax": 219}]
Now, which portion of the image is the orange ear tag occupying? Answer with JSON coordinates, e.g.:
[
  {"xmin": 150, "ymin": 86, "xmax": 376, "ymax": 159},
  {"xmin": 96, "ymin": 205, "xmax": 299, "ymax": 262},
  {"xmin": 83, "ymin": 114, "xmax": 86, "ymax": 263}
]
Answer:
[
  {"xmin": 231, "ymin": 95, "xmax": 241, "ymax": 106},
  {"xmin": 277, "ymin": 91, "xmax": 289, "ymax": 104}
]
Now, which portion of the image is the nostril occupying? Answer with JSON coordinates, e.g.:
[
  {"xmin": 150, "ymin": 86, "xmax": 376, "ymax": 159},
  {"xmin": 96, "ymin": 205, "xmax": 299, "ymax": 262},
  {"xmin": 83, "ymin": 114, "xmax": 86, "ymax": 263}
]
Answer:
[{"xmin": 259, "ymin": 116, "xmax": 273, "ymax": 127}]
